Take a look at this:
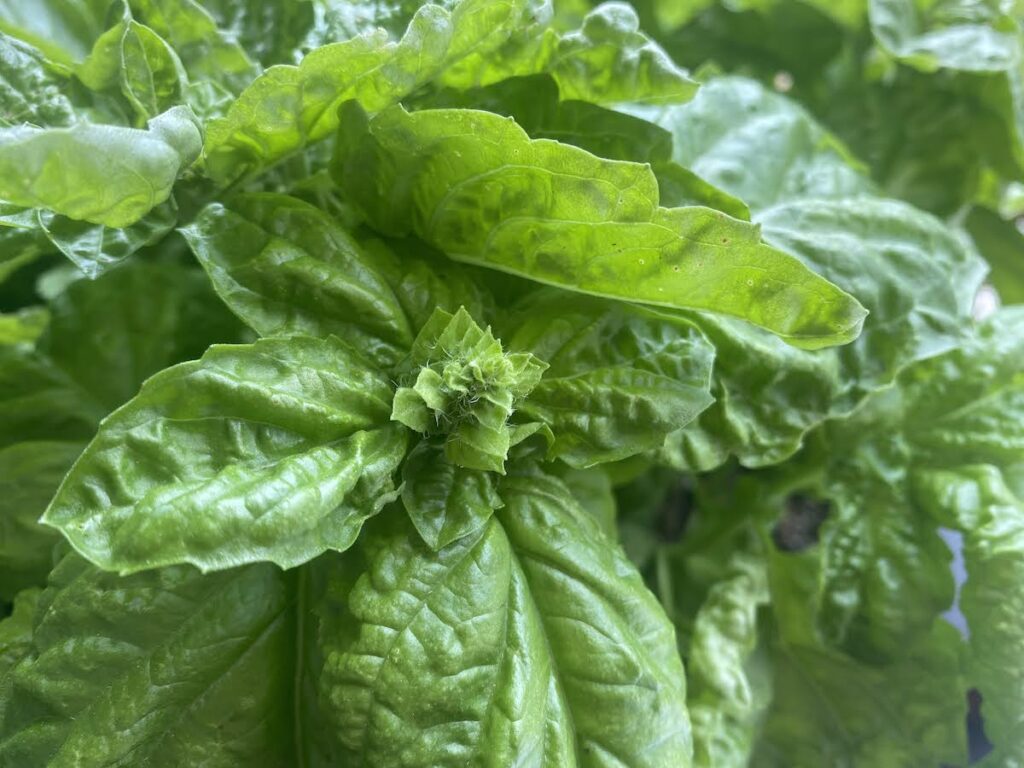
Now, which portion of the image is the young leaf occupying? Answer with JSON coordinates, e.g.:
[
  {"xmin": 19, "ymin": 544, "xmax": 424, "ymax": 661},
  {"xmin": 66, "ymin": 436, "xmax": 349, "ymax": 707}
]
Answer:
[
  {"xmin": 0, "ymin": 105, "xmax": 201, "ymax": 227},
  {"xmin": 508, "ymin": 292, "xmax": 715, "ymax": 467},
  {"xmin": 391, "ymin": 307, "xmax": 547, "ymax": 474},
  {"xmin": 319, "ymin": 465, "xmax": 692, "ymax": 766},
  {"xmin": 43, "ymin": 336, "xmax": 407, "ymax": 574},
  {"xmin": 78, "ymin": 16, "xmax": 187, "ymax": 121},
  {"xmin": 334, "ymin": 103, "xmax": 867, "ymax": 350},
  {"xmin": 401, "ymin": 438, "xmax": 502, "ymax": 550}
]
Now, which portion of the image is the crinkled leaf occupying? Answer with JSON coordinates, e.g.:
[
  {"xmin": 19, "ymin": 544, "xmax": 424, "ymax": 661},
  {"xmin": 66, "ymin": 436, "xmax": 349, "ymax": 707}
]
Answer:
[
  {"xmin": 669, "ymin": 196, "xmax": 984, "ymax": 470},
  {"xmin": 318, "ymin": 465, "xmax": 692, "ymax": 766},
  {"xmin": 0, "ymin": 105, "xmax": 201, "ymax": 228},
  {"xmin": 417, "ymin": 74, "xmax": 751, "ymax": 219},
  {"xmin": 0, "ymin": 32, "xmax": 75, "ymax": 128},
  {"xmin": 335, "ymin": 102, "xmax": 867, "ymax": 349},
  {"xmin": 0, "ymin": 553, "xmax": 295, "ymax": 766},
  {"xmin": 401, "ymin": 438, "xmax": 502, "ymax": 550},
  {"xmin": 43, "ymin": 336, "xmax": 407, "ymax": 574},
  {"xmin": 181, "ymin": 193, "xmax": 413, "ymax": 367},
  {"xmin": 203, "ymin": 0, "xmax": 529, "ymax": 183},
  {"xmin": 508, "ymin": 293, "xmax": 715, "ymax": 467},
  {"xmin": 546, "ymin": 1, "xmax": 698, "ymax": 105}
]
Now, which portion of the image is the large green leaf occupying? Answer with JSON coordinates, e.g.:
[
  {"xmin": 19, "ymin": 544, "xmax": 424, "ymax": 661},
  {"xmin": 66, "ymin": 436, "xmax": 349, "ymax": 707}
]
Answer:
[
  {"xmin": 507, "ymin": 292, "xmax": 715, "ymax": 467},
  {"xmin": 319, "ymin": 465, "xmax": 692, "ymax": 766},
  {"xmin": 43, "ymin": 336, "xmax": 407, "ymax": 574},
  {"xmin": 203, "ymin": 0, "xmax": 529, "ymax": 183},
  {"xmin": 0, "ymin": 553, "xmax": 296, "ymax": 767},
  {"xmin": 414, "ymin": 74, "xmax": 750, "ymax": 219},
  {"xmin": 181, "ymin": 193, "xmax": 414, "ymax": 366},
  {"xmin": 335, "ymin": 102, "xmax": 867, "ymax": 350},
  {"xmin": 0, "ymin": 105, "xmax": 201, "ymax": 228}
]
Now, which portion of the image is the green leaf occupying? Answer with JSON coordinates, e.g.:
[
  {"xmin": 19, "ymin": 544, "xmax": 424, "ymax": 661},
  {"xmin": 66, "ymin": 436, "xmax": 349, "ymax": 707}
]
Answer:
[
  {"xmin": 127, "ymin": 0, "xmax": 257, "ymax": 96},
  {"xmin": 0, "ymin": 588, "xmax": 38, "ymax": 678},
  {"xmin": 0, "ymin": 441, "xmax": 81, "ymax": 600},
  {"xmin": 966, "ymin": 205, "xmax": 1024, "ymax": 305},
  {"xmin": 0, "ymin": 307, "xmax": 47, "ymax": 345},
  {"xmin": 392, "ymin": 307, "xmax": 546, "ymax": 474},
  {"xmin": 43, "ymin": 336, "xmax": 407, "ymax": 574},
  {"xmin": 912, "ymin": 466, "xmax": 1024, "ymax": 767},
  {"xmin": 36, "ymin": 200, "xmax": 178, "ymax": 277},
  {"xmin": 401, "ymin": 439, "xmax": 502, "ymax": 550},
  {"xmin": 544, "ymin": 1, "xmax": 698, "ymax": 105},
  {"xmin": 870, "ymin": 0, "xmax": 1020, "ymax": 74},
  {"xmin": 752, "ymin": 630, "xmax": 967, "ymax": 767},
  {"xmin": 648, "ymin": 76, "xmax": 873, "ymax": 213},
  {"xmin": 203, "ymin": 0, "xmax": 530, "ymax": 184},
  {"xmin": 0, "ymin": 553, "xmax": 296, "ymax": 766},
  {"xmin": 0, "ymin": 345, "xmax": 103, "ymax": 450},
  {"xmin": 79, "ymin": 16, "xmax": 187, "ymax": 121},
  {"xmin": 319, "ymin": 465, "xmax": 692, "ymax": 766},
  {"xmin": 335, "ymin": 102, "xmax": 867, "ymax": 350},
  {"xmin": 0, "ymin": 105, "xmax": 201, "ymax": 228},
  {"xmin": 0, "ymin": 32, "xmax": 75, "ymax": 128},
  {"xmin": 416, "ymin": 74, "xmax": 750, "ymax": 219},
  {"xmin": 181, "ymin": 193, "xmax": 414, "ymax": 366},
  {"xmin": 193, "ymin": 0, "xmax": 315, "ymax": 67},
  {"xmin": 687, "ymin": 545, "xmax": 770, "ymax": 768},
  {"xmin": 0, "ymin": 0, "xmax": 108, "ymax": 64},
  {"xmin": 508, "ymin": 292, "xmax": 715, "ymax": 467},
  {"xmin": 38, "ymin": 260, "xmax": 242, "ymax": 410}
]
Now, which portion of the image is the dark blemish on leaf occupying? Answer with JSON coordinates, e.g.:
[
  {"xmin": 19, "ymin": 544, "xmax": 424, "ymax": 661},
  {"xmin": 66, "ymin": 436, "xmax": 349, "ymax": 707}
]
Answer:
[
  {"xmin": 772, "ymin": 493, "xmax": 830, "ymax": 552},
  {"xmin": 656, "ymin": 480, "xmax": 694, "ymax": 543},
  {"xmin": 672, "ymin": 265, "xmax": 680, "ymax": 272},
  {"xmin": 967, "ymin": 688, "xmax": 994, "ymax": 764},
  {"xmin": 721, "ymin": 237, "xmax": 729, "ymax": 244}
]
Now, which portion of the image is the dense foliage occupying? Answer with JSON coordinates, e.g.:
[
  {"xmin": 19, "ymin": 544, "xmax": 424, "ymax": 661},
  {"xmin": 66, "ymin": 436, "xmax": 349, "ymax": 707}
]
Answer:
[{"xmin": 1, "ymin": 0, "xmax": 1022, "ymax": 765}]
